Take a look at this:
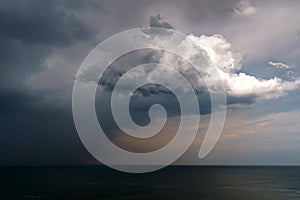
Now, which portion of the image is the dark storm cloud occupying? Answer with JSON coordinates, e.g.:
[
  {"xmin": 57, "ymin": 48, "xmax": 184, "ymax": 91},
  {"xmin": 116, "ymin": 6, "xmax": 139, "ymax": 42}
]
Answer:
[
  {"xmin": 0, "ymin": 0, "xmax": 96, "ymax": 46},
  {"xmin": 97, "ymin": 49, "xmax": 162, "ymax": 90},
  {"xmin": 92, "ymin": 16, "xmax": 258, "ymax": 113},
  {"xmin": 0, "ymin": 88, "xmax": 97, "ymax": 166},
  {"xmin": 94, "ymin": 48, "xmax": 215, "ymax": 116},
  {"xmin": 0, "ymin": 0, "xmax": 99, "ymax": 88},
  {"xmin": 0, "ymin": 38, "xmax": 53, "ymax": 90},
  {"xmin": 145, "ymin": 0, "xmax": 239, "ymax": 33},
  {"xmin": 0, "ymin": 0, "xmax": 101, "ymax": 166},
  {"xmin": 227, "ymin": 95, "xmax": 256, "ymax": 105},
  {"xmin": 149, "ymin": 14, "xmax": 174, "ymax": 29}
]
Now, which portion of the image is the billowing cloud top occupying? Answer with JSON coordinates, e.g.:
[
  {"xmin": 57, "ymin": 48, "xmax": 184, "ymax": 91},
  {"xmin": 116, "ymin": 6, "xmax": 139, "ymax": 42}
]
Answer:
[
  {"xmin": 186, "ymin": 34, "xmax": 300, "ymax": 99},
  {"xmin": 94, "ymin": 18, "xmax": 300, "ymax": 104}
]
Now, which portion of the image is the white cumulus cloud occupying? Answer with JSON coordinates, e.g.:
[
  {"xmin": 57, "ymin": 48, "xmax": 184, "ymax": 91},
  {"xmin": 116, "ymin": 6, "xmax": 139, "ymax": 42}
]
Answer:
[
  {"xmin": 161, "ymin": 33, "xmax": 300, "ymax": 100},
  {"xmin": 83, "ymin": 29, "xmax": 300, "ymax": 102}
]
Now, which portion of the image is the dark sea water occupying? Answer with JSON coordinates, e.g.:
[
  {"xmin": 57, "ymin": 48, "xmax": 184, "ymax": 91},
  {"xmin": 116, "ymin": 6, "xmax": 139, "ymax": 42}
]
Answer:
[{"xmin": 1, "ymin": 166, "xmax": 300, "ymax": 200}]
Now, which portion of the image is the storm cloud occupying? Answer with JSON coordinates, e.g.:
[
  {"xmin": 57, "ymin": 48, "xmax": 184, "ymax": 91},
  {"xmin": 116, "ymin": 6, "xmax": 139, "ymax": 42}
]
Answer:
[{"xmin": 1, "ymin": 0, "xmax": 300, "ymax": 166}]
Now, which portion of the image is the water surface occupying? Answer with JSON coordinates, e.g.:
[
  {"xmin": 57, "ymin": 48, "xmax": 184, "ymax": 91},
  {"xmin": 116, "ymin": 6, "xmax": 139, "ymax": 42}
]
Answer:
[{"xmin": 1, "ymin": 166, "xmax": 300, "ymax": 199}]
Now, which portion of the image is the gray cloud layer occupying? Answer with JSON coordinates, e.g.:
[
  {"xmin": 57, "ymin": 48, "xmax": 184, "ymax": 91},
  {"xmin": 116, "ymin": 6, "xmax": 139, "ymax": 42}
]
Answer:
[{"xmin": 1, "ymin": 0, "xmax": 300, "ymax": 165}]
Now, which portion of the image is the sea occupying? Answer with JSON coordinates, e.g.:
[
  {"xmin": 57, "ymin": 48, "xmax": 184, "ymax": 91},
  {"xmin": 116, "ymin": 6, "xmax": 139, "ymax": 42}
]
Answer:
[{"xmin": 1, "ymin": 166, "xmax": 300, "ymax": 199}]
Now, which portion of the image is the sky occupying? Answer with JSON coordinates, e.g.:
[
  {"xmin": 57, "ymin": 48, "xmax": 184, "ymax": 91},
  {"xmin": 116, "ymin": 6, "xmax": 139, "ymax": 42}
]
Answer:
[{"xmin": 1, "ymin": 0, "xmax": 300, "ymax": 166}]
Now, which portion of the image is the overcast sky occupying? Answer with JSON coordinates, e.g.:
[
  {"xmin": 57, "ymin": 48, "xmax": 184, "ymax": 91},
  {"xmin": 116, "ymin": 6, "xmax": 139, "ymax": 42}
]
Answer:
[{"xmin": 1, "ymin": 0, "xmax": 300, "ymax": 166}]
